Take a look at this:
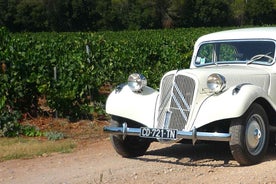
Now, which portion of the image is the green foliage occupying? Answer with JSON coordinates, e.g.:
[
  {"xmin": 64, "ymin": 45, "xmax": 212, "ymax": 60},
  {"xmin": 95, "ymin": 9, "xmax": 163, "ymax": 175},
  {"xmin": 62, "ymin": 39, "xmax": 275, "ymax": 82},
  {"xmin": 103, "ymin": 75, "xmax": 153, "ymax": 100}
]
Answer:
[
  {"xmin": 1, "ymin": 0, "xmax": 276, "ymax": 32},
  {"xmin": 193, "ymin": 0, "xmax": 231, "ymax": 27},
  {"xmin": 1, "ymin": 26, "xmax": 226, "ymax": 128},
  {"xmin": 245, "ymin": 0, "xmax": 276, "ymax": 25},
  {"xmin": 14, "ymin": 0, "xmax": 47, "ymax": 31},
  {"xmin": 21, "ymin": 124, "xmax": 43, "ymax": 137},
  {"xmin": 0, "ymin": 108, "xmax": 21, "ymax": 137},
  {"xmin": 45, "ymin": 131, "xmax": 64, "ymax": 141},
  {"xmin": 92, "ymin": 101, "xmax": 107, "ymax": 118}
]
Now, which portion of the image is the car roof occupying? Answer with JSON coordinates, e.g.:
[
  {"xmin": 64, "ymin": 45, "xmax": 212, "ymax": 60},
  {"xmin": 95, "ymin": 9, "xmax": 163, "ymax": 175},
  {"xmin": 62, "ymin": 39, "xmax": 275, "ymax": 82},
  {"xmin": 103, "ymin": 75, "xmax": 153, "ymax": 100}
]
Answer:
[{"xmin": 196, "ymin": 27, "xmax": 276, "ymax": 44}]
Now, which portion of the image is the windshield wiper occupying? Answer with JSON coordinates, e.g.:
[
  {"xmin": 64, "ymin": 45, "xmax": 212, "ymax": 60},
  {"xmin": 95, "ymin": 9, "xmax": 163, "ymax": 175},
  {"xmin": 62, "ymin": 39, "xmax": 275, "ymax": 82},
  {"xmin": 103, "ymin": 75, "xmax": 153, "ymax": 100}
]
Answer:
[{"xmin": 246, "ymin": 52, "xmax": 274, "ymax": 65}]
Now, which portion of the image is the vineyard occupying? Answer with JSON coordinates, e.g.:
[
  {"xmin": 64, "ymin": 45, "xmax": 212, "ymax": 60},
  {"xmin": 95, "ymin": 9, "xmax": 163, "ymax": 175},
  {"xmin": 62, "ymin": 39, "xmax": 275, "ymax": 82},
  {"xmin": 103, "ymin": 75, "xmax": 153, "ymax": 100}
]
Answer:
[{"xmin": 0, "ymin": 27, "xmax": 226, "ymax": 136}]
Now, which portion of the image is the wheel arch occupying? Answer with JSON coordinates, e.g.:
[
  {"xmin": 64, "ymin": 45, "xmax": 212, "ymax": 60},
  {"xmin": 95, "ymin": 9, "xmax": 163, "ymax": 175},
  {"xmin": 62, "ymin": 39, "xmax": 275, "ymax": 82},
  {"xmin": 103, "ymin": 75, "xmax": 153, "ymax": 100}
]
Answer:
[
  {"xmin": 111, "ymin": 115, "xmax": 147, "ymax": 128},
  {"xmin": 197, "ymin": 98, "xmax": 276, "ymax": 134},
  {"xmin": 109, "ymin": 115, "xmax": 152, "ymax": 158},
  {"xmin": 254, "ymin": 97, "xmax": 276, "ymax": 128},
  {"xmin": 192, "ymin": 84, "xmax": 275, "ymax": 129}
]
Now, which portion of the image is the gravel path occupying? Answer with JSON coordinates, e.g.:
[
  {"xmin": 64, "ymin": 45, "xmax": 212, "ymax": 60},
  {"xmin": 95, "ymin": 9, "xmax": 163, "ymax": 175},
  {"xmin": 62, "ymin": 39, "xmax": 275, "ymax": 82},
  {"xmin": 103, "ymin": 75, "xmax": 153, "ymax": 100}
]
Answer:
[{"xmin": 0, "ymin": 139, "xmax": 276, "ymax": 184}]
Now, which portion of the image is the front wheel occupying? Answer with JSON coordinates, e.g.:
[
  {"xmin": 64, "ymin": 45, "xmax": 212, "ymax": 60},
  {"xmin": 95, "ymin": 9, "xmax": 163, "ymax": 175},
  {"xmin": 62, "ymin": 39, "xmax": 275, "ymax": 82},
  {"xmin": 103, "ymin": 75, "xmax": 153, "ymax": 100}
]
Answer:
[
  {"xmin": 229, "ymin": 103, "xmax": 269, "ymax": 165},
  {"xmin": 110, "ymin": 116, "xmax": 151, "ymax": 158}
]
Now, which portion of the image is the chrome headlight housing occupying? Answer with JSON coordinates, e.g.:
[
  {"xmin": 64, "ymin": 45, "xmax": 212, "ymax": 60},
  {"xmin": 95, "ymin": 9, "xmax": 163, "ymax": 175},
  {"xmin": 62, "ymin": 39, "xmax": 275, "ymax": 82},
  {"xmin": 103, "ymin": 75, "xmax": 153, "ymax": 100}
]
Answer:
[
  {"xmin": 128, "ymin": 73, "xmax": 147, "ymax": 92},
  {"xmin": 207, "ymin": 73, "xmax": 226, "ymax": 93}
]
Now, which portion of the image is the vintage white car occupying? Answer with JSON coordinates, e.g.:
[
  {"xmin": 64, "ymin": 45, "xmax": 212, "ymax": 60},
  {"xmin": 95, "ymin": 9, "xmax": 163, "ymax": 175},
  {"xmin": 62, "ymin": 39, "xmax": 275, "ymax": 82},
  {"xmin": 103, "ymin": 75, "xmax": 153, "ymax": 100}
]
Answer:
[{"xmin": 104, "ymin": 27, "xmax": 276, "ymax": 165}]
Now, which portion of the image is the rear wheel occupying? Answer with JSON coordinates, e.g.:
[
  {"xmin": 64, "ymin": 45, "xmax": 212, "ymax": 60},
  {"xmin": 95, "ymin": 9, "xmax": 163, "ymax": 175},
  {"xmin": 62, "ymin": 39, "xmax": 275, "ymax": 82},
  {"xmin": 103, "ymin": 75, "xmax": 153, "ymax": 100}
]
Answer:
[
  {"xmin": 110, "ymin": 116, "xmax": 151, "ymax": 157},
  {"xmin": 229, "ymin": 103, "xmax": 269, "ymax": 165}
]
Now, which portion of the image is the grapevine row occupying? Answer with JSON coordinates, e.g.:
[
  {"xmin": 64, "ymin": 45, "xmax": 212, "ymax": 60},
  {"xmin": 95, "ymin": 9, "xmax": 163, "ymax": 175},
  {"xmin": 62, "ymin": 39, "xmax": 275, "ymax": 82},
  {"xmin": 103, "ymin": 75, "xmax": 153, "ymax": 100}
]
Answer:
[{"xmin": 0, "ymin": 27, "xmax": 226, "ymax": 124}]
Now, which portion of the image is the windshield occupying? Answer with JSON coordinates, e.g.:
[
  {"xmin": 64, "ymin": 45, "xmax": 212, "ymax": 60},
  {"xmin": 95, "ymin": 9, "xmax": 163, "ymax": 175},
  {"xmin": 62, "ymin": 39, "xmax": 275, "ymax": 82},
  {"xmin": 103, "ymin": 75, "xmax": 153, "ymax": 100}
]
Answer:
[{"xmin": 195, "ymin": 40, "xmax": 276, "ymax": 66}]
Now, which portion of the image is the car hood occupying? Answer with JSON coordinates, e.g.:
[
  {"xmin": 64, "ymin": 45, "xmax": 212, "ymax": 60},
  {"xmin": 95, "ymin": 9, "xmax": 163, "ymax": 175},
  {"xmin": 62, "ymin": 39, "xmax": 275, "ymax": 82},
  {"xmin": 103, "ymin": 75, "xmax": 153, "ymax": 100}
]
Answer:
[
  {"xmin": 179, "ymin": 65, "xmax": 270, "ymax": 91},
  {"xmin": 159, "ymin": 65, "xmax": 270, "ymax": 130}
]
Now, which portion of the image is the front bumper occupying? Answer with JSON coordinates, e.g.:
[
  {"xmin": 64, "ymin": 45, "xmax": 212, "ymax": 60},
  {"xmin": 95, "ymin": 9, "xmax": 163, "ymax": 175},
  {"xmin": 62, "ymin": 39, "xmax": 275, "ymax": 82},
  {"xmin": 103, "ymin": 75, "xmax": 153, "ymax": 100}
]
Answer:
[{"xmin": 103, "ymin": 123, "xmax": 231, "ymax": 145}]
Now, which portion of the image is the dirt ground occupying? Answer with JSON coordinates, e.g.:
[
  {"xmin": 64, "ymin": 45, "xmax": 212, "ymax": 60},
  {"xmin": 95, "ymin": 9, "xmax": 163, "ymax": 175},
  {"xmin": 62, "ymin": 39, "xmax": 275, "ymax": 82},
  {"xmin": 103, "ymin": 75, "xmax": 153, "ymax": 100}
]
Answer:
[{"xmin": 1, "ymin": 119, "xmax": 276, "ymax": 184}]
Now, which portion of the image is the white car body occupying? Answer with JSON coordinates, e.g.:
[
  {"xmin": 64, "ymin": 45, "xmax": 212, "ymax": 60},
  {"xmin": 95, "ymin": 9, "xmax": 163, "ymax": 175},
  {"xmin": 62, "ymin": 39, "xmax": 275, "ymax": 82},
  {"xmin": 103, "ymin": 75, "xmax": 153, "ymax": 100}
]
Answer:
[{"xmin": 104, "ymin": 27, "xmax": 276, "ymax": 165}]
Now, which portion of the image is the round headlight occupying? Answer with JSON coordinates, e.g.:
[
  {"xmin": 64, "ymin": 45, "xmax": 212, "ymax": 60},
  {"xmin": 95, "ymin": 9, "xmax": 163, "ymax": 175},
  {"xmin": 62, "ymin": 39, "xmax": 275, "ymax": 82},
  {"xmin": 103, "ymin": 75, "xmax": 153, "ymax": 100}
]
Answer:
[
  {"xmin": 207, "ymin": 73, "xmax": 226, "ymax": 93},
  {"xmin": 128, "ymin": 73, "xmax": 147, "ymax": 92}
]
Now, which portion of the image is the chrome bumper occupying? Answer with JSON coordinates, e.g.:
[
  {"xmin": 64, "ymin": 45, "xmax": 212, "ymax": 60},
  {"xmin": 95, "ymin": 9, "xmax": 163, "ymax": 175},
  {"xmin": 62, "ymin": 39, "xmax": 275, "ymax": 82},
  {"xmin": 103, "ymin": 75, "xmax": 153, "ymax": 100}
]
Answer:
[{"xmin": 103, "ymin": 123, "xmax": 231, "ymax": 145}]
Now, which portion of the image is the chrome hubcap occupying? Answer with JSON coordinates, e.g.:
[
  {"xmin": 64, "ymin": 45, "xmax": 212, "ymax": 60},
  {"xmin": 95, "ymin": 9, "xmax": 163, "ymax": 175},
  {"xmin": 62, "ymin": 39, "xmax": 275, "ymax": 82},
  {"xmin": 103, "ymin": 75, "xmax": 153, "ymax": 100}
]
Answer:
[{"xmin": 245, "ymin": 114, "xmax": 265, "ymax": 156}]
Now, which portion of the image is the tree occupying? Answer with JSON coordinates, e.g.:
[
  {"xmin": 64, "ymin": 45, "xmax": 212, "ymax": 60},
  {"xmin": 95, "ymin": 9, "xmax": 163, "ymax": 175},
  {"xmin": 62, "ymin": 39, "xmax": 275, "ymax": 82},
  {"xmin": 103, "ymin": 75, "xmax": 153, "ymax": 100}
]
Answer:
[
  {"xmin": 0, "ymin": 0, "xmax": 20, "ymax": 31},
  {"xmin": 0, "ymin": 0, "xmax": 8, "ymax": 26},
  {"xmin": 14, "ymin": 0, "xmax": 47, "ymax": 31},
  {"xmin": 2, "ymin": 0, "xmax": 276, "ymax": 32},
  {"xmin": 70, "ymin": 0, "xmax": 98, "ymax": 31},
  {"xmin": 245, "ymin": 0, "xmax": 275, "ymax": 25},
  {"xmin": 86, "ymin": 0, "xmax": 112, "ymax": 31},
  {"xmin": 193, "ymin": 0, "xmax": 231, "ymax": 27},
  {"xmin": 44, "ymin": 0, "xmax": 73, "ymax": 31},
  {"xmin": 230, "ymin": 0, "xmax": 246, "ymax": 26},
  {"xmin": 169, "ymin": 0, "xmax": 195, "ymax": 27}
]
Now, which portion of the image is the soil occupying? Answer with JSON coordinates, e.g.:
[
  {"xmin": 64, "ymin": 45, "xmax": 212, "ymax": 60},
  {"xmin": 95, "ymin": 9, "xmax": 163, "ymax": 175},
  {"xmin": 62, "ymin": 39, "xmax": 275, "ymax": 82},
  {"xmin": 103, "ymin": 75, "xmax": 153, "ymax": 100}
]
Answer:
[{"xmin": 1, "ymin": 118, "xmax": 276, "ymax": 184}]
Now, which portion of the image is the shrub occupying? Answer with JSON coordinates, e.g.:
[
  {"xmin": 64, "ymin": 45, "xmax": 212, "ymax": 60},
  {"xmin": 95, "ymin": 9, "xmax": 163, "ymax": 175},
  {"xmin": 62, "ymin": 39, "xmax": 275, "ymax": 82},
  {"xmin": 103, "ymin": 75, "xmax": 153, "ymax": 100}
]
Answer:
[
  {"xmin": 45, "ymin": 131, "xmax": 64, "ymax": 141},
  {"xmin": 21, "ymin": 124, "xmax": 43, "ymax": 137},
  {"xmin": 0, "ymin": 108, "xmax": 21, "ymax": 137}
]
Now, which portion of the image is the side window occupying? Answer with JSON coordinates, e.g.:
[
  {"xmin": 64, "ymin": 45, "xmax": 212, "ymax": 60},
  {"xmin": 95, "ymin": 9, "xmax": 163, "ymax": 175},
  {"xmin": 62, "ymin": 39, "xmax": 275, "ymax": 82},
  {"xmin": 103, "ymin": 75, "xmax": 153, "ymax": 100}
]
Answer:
[
  {"xmin": 219, "ymin": 44, "xmax": 237, "ymax": 61},
  {"xmin": 195, "ymin": 44, "xmax": 213, "ymax": 65}
]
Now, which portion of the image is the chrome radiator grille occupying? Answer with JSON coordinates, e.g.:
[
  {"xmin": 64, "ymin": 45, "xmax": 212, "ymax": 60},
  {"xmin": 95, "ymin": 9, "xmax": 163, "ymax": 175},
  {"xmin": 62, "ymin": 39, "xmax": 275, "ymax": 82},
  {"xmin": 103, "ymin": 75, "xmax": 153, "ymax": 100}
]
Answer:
[{"xmin": 157, "ymin": 74, "xmax": 195, "ymax": 130}]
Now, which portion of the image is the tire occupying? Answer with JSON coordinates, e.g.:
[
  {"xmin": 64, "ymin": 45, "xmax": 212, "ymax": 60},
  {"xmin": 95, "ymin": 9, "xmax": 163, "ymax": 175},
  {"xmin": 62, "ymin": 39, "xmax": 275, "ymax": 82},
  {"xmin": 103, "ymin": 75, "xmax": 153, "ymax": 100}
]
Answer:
[
  {"xmin": 110, "ymin": 116, "xmax": 151, "ymax": 158},
  {"xmin": 229, "ymin": 103, "xmax": 269, "ymax": 165}
]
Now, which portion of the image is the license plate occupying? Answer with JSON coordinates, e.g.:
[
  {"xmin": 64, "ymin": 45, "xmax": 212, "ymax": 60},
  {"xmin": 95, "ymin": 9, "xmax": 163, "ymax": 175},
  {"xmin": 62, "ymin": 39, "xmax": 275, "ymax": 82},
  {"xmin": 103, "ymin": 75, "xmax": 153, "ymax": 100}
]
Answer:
[{"xmin": 140, "ymin": 127, "xmax": 177, "ymax": 140}]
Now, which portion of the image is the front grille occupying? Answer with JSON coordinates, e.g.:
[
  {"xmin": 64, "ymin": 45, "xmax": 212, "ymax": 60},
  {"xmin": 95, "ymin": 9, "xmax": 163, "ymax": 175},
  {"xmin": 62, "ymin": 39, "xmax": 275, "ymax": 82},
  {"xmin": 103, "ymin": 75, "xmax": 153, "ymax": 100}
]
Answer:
[{"xmin": 157, "ymin": 74, "xmax": 195, "ymax": 130}]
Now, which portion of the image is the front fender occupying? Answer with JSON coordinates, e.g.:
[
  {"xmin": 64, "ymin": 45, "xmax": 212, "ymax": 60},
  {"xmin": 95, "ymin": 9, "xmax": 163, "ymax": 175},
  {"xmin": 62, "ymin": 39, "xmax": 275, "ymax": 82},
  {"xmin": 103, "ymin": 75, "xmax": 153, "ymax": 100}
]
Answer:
[
  {"xmin": 105, "ymin": 84, "xmax": 159, "ymax": 127},
  {"xmin": 192, "ymin": 84, "xmax": 272, "ymax": 128}
]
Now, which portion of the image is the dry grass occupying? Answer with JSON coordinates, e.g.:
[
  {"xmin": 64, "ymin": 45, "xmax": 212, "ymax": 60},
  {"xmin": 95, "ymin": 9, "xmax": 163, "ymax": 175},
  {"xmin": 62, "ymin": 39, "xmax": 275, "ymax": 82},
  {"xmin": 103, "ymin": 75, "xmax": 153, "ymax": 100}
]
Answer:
[
  {"xmin": 0, "ymin": 137, "xmax": 76, "ymax": 162},
  {"xmin": 0, "ymin": 118, "xmax": 109, "ymax": 162}
]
